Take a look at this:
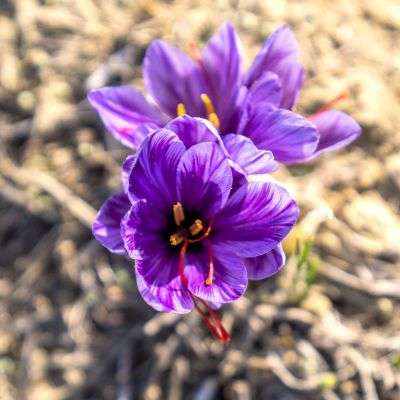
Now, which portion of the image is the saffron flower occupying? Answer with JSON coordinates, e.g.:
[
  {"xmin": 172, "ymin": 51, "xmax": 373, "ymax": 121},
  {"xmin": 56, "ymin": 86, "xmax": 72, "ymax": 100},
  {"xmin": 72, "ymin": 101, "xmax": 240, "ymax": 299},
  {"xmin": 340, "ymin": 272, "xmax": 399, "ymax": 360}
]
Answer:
[
  {"xmin": 92, "ymin": 117, "xmax": 298, "ymax": 337},
  {"xmin": 88, "ymin": 23, "xmax": 344, "ymax": 164}
]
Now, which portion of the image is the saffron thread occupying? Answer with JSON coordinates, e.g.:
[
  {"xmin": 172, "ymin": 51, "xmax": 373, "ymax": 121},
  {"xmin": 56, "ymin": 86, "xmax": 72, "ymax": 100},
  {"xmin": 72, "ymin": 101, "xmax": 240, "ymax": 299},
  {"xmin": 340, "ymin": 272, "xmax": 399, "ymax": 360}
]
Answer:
[
  {"xmin": 309, "ymin": 91, "xmax": 349, "ymax": 119},
  {"xmin": 178, "ymin": 220, "xmax": 229, "ymax": 344}
]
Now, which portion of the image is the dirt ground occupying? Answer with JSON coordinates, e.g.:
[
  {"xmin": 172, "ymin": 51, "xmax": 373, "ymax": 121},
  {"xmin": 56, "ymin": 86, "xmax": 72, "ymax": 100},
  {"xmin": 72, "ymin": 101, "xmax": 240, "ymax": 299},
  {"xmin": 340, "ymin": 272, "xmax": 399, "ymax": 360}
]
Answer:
[{"xmin": 0, "ymin": 0, "xmax": 399, "ymax": 399}]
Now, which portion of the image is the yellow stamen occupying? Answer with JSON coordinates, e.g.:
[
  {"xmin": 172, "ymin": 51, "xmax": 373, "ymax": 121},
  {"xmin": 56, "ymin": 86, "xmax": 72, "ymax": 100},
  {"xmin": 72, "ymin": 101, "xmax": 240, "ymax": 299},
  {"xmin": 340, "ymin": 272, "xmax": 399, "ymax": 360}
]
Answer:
[
  {"xmin": 189, "ymin": 219, "xmax": 203, "ymax": 236},
  {"xmin": 173, "ymin": 202, "xmax": 185, "ymax": 226},
  {"xmin": 200, "ymin": 94, "xmax": 220, "ymax": 130},
  {"xmin": 170, "ymin": 233, "xmax": 185, "ymax": 246},
  {"xmin": 177, "ymin": 103, "xmax": 186, "ymax": 117},
  {"xmin": 208, "ymin": 112, "xmax": 220, "ymax": 130},
  {"xmin": 200, "ymin": 93, "xmax": 215, "ymax": 115}
]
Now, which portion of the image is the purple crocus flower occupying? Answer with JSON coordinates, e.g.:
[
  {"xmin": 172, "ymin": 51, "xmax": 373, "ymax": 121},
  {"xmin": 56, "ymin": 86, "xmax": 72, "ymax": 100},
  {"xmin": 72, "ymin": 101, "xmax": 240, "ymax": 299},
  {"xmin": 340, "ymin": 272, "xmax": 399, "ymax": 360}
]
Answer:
[
  {"xmin": 92, "ymin": 117, "xmax": 298, "ymax": 336},
  {"xmin": 88, "ymin": 23, "xmax": 338, "ymax": 164}
]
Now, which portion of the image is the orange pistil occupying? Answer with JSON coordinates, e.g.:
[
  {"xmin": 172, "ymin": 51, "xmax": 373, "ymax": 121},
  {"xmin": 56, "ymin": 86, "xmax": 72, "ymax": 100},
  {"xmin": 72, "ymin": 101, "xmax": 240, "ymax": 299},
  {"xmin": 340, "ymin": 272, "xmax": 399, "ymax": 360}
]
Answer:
[
  {"xmin": 193, "ymin": 298, "xmax": 230, "ymax": 343},
  {"xmin": 175, "ymin": 213, "xmax": 228, "ymax": 343},
  {"xmin": 178, "ymin": 238, "xmax": 229, "ymax": 343},
  {"xmin": 205, "ymin": 239, "xmax": 214, "ymax": 286},
  {"xmin": 179, "ymin": 240, "xmax": 188, "ymax": 286},
  {"xmin": 309, "ymin": 91, "xmax": 349, "ymax": 119},
  {"xmin": 187, "ymin": 41, "xmax": 202, "ymax": 63},
  {"xmin": 188, "ymin": 224, "xmax": 212, "ymax": 243}
]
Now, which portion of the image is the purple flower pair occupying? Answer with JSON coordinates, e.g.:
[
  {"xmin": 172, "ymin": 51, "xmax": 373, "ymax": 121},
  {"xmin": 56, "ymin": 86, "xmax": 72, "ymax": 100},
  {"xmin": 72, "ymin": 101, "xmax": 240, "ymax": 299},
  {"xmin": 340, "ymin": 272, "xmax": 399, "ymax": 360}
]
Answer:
[
  {"xmin": 93, "ymin": 117, "xmax": 298, "ymax": 317},
  {"xmin": 89, "ymin": 23, "xmax": 361, "ymax": 336},
  {"xmin": 88, "ymin": 23, "xmax": 361, "ymax": 164}
]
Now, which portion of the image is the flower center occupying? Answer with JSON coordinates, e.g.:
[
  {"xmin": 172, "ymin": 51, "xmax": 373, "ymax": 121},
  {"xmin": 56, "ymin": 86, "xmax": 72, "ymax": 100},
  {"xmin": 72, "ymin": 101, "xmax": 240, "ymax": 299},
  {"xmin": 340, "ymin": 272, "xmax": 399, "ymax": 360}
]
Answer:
[
  {"xmin": 169, "ymin": 202, "xmax": 206, "ymax": 246},
  {"xmin": 176, "ymin": 93, "xmax": 220, "ymax": 130},
  {"xmin": 169, "ymin": 202, "xmax": 214, "ymax": 286}
]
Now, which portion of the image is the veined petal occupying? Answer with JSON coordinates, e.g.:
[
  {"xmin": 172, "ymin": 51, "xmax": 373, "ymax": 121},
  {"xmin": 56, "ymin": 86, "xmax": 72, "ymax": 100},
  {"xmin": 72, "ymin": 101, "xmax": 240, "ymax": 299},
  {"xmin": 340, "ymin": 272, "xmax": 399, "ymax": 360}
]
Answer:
[
  {"xmin": 212, "ymin": 182, "xmax": 298, "ymax": 257},
  {"xmin": 245, "ymin": 25, "xmax": 303, "ymax": 109},
  {"xmin": 135, "ymin": 269, "xmax": 172, "ymax": 312},
  {"xmin": 136, "ymin": 253, "xmax": 194, "ymax": 314},
  {"xmin": 308, "ymin": 110, "xmax": 362, "ymax": 159},
  {"xmin": 276, "ymin": 63, "xmax": 304, "ymax": 109},
  {"xmin": 143, "ymin": 40, "xmax": 207, "ymax": 118},
  {"xmin": 241, "ymin": 106, "xmax": 319, "ymax": 164},
  {"xmin": 121, "ymin": 155, "xmax": 135, "ymax": 195},
  {"xmin": 128, "ymin": 129, "xmax": 185, "ymax": 209},
  {"xmin": 176, "ymin": 142, "xmax": 233, "ymax": 219},
  {"xmin": 92, "ymin": 192, "xmax": 131, "ymax": 255},
  {"xmin": 88, "ymin": 86, "xmax": 164, "ymax": 149},
  {"xmin": 249, "ymin": 71, "xmax": 282, "ymax": 107},
  {"xmin": 201, "ymin": 22, "xmax": 244, "ymax": 132},
  {"xmin": 222, "ymin": 133, "xmax": 278, "ymax": 175},
  {"xmin": 185, "ymin": 244, "xmax": 247, "ymax": 303},
  {"xmin": 245, "ymin": 244, "xmax": 286, "ymax": 280},
  {"xmin": 165, "ymin": 115, "xmax": 220, "ymax": 149},
  {"xmin": 121, "ymin": 199, "xmax": 168, "ymax": 260}
]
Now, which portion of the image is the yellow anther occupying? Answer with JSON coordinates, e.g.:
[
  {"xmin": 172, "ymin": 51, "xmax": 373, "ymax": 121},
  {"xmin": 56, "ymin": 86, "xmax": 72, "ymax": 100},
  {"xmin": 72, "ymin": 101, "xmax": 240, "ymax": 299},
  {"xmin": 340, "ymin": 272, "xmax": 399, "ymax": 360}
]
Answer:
[
  {"xmin": 170, "ymin": 233, "xmax": 185, "ymax": 246},
  {"xmin": 208, "ymin": 112, "xmax": 220, "ymax": 130},
  {"xmin": 201, "ymin": 94, "xmax": 220, "ymax": 130},
  {"xmin": 173, "ymin": 202, "xmax": 185, "ymax": 226},
  {"xmin": 177, "ymin": 103, "xmax": 186, "ymax": 117},
  {"xmin": 200, "ymin": 93, "xmax": 215, "ymax": 116},
  {"xmin": 189, "ymin": 219, "xmax": 204, "ymax": 236}
]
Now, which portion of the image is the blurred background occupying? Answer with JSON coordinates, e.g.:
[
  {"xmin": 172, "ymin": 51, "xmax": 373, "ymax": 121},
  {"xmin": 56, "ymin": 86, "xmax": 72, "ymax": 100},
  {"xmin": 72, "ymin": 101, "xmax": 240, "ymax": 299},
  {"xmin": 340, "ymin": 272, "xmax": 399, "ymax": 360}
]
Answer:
[{"xmin": 0, "ymin": 0, "xmax": 399, "ymax": 399}]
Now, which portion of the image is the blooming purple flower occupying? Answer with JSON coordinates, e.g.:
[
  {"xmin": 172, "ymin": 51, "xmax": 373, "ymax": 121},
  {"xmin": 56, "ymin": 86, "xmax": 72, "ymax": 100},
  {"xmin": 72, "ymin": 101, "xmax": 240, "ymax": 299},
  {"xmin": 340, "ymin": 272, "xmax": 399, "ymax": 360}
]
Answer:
[
  {"xmin": 88, "ymin": 22, "xmax": 361, "ymax": 164},
  {"xmin": 92, "ymin": 117, "xmax": 298, "ymax": 316}
]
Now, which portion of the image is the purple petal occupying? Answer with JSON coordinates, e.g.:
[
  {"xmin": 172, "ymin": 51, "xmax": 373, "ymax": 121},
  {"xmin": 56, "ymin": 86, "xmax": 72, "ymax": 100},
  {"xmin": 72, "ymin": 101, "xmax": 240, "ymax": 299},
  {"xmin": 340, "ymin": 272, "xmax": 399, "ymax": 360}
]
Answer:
[
  {"xmin": 241, "ymin": 106, "xmax": 319, "ymax": 164},
  {"xmin": 245, "ymin": 25, "xmax": 303, "ymax": 109},
  {"xmin": 92, "ymin": 192, "xmax": 131, "ymax": 255},
  {"xmin": 245, "ymin": 244, "xmax": 286, "ymax": 280},
  {"xmin": 208, "ymin": 301, "xmax": 222, "ymax": 310},
  {"xmin": 165, "ymin": 115, "xmax": 220, "ymax": 149},
  {"xmin": 88, "ymin": 86, "xmax": 164, "ymax": 149},
  {"xmin": 276, "ymin": 63, "xmax": 304, "ymax": 109},
  {"xmin": 135, "ymin": 269, "xmax": 172, "ymax": 312},
  {"xmin": 308, "ymin": 110, "xmax": 362, "ymax": 159},
  {"xmin": 121, "ymin": 199, "xmax": 167, "ymax": 260},
  {"xmin": 128, "ymin": 129, "xmax": 185, "ymax": 209},
  {"xmin": 143, "ymin": 40, "xmax": 207, "ymax": 118},
  {"xmin": 201, "ymin": 22, "xmax": 244, "ymax": 132},
  {"xmin": 222, "ymin": 133, "xmax": 278, "ymax": 175},
  {"xmin": 176, "ymin": 142, "xmax": 233, "ymax": 219},
  {"xmin": 212, "ymin": 182, "xmax": 298, "ymax": 258},
  {"xmin": 121, "ymin": 155, "xmax": 135, "ymax": 194},
  {"xmin": 185, "ymin": 244, "xmax": 247, "ymax": 303},
  {"xmin": 249, "ymin": 71, "xmax": 282, "ymax": 107},
  {"xmin": 136, "ymin": 253, "xmax": 194, "ymax": 314}
]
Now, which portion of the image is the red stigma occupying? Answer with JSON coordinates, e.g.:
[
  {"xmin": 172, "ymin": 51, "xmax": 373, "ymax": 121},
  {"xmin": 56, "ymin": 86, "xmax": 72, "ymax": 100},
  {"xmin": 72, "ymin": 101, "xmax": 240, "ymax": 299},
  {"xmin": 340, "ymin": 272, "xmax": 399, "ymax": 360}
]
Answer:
[
  {"xmin": 309, "ymin": 91, "xmax": 349, "ymax": 119},
  {"xmin": 187, "ymin": 41, "xmax": 202, "ymax": 63},
  {"xmin": 179, "ymin": 240, "xmax": 188, "ymax": 286},
  {"xmin": 178, "ymin": 220, "xmax": 229, "ymax": 344},
  {"xmin": 205, "ymin": 239, "xmax": 214, "ymax": 286},
  {"xmin": 194, "ymin": 298, "xmax": 230, "ymax": 344}
]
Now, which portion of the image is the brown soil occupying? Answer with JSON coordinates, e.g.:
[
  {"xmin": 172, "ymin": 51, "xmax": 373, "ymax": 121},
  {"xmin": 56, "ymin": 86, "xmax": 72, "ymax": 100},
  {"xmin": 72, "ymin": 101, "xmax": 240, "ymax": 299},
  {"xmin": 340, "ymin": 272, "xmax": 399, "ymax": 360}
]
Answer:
[{"xmin": 0, "ymin": 1, "xmax": 399, "ymax": 399}]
